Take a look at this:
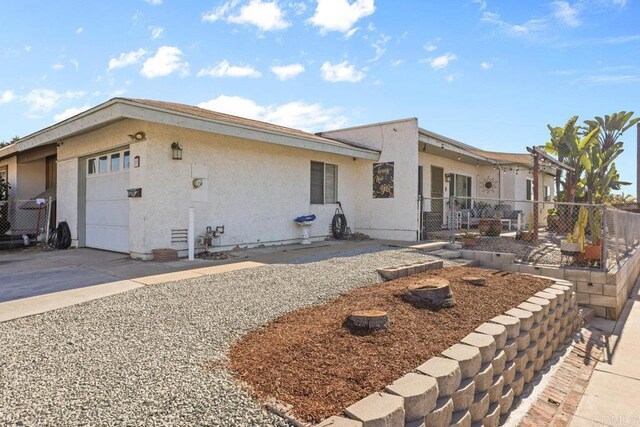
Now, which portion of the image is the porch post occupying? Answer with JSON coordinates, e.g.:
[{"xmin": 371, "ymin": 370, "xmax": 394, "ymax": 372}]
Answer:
[{"xmin": 533, "ymin": 149, "xmax": 539, "ymax": 241}]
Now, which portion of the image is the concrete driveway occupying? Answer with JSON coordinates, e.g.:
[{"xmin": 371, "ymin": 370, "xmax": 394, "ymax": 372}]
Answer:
[
  {"xmin": 0, "ymin": 248, "xmax": 215, "ymax": 303},
  {"xmin": 0, "ymin": 240, "xmax": 391, "ymax": 322}
]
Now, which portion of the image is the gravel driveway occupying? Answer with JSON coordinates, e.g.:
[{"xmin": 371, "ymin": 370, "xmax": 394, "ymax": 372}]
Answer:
[{"xmin": 0, "ymin": 245, "xmax": 446, "ymax": 426}]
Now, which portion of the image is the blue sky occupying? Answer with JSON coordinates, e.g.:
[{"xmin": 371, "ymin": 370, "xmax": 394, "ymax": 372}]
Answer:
[{"xmin": 1, "ymin": 0, "xmax": 639, "ymax": 192}]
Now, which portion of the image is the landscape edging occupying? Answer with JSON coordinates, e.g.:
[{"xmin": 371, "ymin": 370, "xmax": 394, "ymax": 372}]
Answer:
[{"xmin": 317, "ymin": 278, "xmax": 579, "ymax": 427}]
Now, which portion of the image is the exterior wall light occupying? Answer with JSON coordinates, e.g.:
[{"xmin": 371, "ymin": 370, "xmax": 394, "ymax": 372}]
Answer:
[
  {"xmin": 445, "ymin": 173, "xmax": 452, "ymax": 183},
  {"xmin": 171, "ymin": 142, "xmax": 183, "ymax": 160}
]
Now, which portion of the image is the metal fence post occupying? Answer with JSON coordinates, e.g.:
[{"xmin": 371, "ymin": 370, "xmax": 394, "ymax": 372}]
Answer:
[{"xmin": 449, "ymin": 195, "xmax": 456, "ymax": 243}]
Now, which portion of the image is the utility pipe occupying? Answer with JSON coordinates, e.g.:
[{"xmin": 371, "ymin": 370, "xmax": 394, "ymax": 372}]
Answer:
[{"xmin": 188, "ymin": 207, "xmax": 195, "ymax": 261}]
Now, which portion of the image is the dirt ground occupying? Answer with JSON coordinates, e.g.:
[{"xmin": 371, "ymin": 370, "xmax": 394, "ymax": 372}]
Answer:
[{"xmin": 229, "ymin": 266, "xmax": 553, "ymax": 423}]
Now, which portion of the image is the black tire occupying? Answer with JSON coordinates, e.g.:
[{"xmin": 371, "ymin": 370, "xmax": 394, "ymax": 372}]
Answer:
[{"xmin": 332, "ymin": 213, "xmax": 347, "ymax": 239}]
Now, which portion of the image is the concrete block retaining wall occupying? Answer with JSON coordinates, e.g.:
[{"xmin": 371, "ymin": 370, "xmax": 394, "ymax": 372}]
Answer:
[
  {"xmin": 458, "ymin": 248, "xmax": 640, "ymax": 320},
  {"xmin": 317, "ymin": 279, "xmax": 579, "ymax": 427}
]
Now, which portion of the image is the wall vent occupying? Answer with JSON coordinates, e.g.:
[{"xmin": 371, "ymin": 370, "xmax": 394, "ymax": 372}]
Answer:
[{"xmin": 171, "ymin": 229, "xmax": 188, "ymax": 243}]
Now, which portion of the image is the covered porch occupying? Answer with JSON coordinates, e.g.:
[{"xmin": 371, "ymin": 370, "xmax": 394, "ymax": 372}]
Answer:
[{"xmin": 417, "ymin": 128, "xmax": 558, "ymax": 238}]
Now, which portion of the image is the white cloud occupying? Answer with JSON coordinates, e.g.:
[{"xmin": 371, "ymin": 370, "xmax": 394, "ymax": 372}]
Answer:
[
  {"xmin": 141, "ymin": 46, "xmax": 189, "ymax": 78},
  {"xmin": 270, "ymin": 63, "xmax": 305, "ymax": 80},
  {"xmin": 445, "ymin": 73, "xmax": 462, "ymax": 82},
  {"xmin": 24, "ymin": 45, "xmax": 32, "ymax": 53},
  {"xmin": 309, "ymin": 0, "xmax": 375, "ymax": 34},
  {"xmin": 0, "ymin": 90, "xmax": 15, "ymax": 104},
  {"xmin": 23, "ymin": 89, "xmax": 85, "ymax": 115},
  {"xmin": 70, "ymin": 59, "xmax": 80, "ymax": 71},
  {"xmin": 198, "ymin": 60, "xmax": 261, "ymax": 78},
  {"xmin": 289, "ymin": 2, "xmax": 307, "ymax": 15},
  {"xmin": 390, "ymin": 59, "xmax": 404, "ymax": 67},
  {"xmin": 145, "ymin": 0, "xmax": 162, "ymax": 5},
  {"xmin": 472, "ymin": 0, "xmax": 487, "ymax": 10},
  {"xmin": 370, "ymin": 34, "xmax": 390, "ymax": 62},
  {"xmin": 320, "ymin": 60, "xmax": 366, "ymax": 82},
  {"xmin": 51, "ymin": 63, "xmax": 65, "ymax": 71},
  {"xmin": 423, "ymin": 43, "xmax": 437, "ymax": 52},
  {"xmin": 203, "ymin": 0, "xmax": 290, "ymax": 31},
  {"xmin": 197, "ymin": 95, "xmax": 348, "ymax": 132},
  {"xmin": 54, "ymin": 104, "xmax": 91, "ymax": 122},
  {"xmin": 76, "ymin": 27, "xmax": 84, "ymax": 34},
  {"xmin": 480, "ymin": 61, "xmax": 493, "ymax": 70},
  {"xmin": 149, "ymin": 25, "xmax": 164, "ymax": 39},
  {"xmin": 344, "ymin": 27, "xmax": 359, "ymax": 39},
  {"xmin": 552, "ymin": 1, "xmax": 580, "ymax": 27},
  {"xmin": 427, "ymin": 53, "xmax": 457, "ymax": 70},
  {"xmin": 481, "ymin": 11, "xmax": 548, "ymax": 36},
  {"xmin": 108, "ymin": 48, "xmax": 147, "ymax": 71}
]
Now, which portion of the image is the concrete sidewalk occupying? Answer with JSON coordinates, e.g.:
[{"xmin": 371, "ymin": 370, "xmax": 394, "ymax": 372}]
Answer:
[{"xmin": 570, "ymin": 278, "xmax": 640, "ymax": 427}]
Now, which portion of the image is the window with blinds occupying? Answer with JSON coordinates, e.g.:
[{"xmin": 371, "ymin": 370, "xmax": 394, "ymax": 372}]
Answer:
[{"xmin": 310, "ymin": 161, "xmax": 338, "ymax": 204}]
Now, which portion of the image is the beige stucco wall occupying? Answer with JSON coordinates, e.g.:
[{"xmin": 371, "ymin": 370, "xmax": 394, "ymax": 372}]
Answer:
[
  {"xmin": 0, "ymin": 154, "xmax": 48, "ymax": 200},
  {"xmin": 324, "ymin": 119, "xmax": 420, "ymax": 240},
  {"xmin": 56, "ymin": 118, "xmax": 365, "ymax": 257},
  {"xmin": 141, "ymin": 122, "xmax": 360, "ymax": 257}
]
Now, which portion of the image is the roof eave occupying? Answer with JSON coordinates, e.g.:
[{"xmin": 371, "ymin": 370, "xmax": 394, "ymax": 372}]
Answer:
[{"xmin": 13, "ymin": 99, "xmax": 379, "ymax": 161}]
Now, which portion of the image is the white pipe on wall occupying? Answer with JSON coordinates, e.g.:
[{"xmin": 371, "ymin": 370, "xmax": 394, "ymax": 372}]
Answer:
[{"xmin": 188, "ymin": 207, "xmax": 195, "ymax": 261}]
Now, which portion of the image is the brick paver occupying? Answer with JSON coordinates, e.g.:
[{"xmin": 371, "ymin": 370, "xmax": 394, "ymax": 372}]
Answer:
[{"xmin": 519, "ymin": 326, "xmax": 605, "ymax": 427}]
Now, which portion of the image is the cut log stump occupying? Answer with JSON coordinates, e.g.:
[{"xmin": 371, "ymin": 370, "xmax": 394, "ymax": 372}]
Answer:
[
  {"xmin": 348, "ymin": 310, "xmax": 389, "ymax": 329},
  {"xmin": 403, "ymin": 278, "xmax": 454, "ymax": 308}
]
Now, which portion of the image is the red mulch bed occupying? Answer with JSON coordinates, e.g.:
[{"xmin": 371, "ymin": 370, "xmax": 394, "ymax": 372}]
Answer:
[{"xmin": 228, "ymin": 266, "xmax": 553, "ymax": 423}]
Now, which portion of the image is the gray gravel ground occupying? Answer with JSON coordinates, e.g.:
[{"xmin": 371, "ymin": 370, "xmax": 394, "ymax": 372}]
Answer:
[{"xmin": 0, "ymin": 245, "xmax": 446, "ymax": 426}]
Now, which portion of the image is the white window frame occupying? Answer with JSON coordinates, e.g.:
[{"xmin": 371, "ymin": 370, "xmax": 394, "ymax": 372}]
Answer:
[
  {"xmin": 449, "ymin": 173, "xmax": 472, "ymax": 209},
  {"xmin": 310, "ymin": 161, "xmax": 338, "ymax": 205},
  {"xmin": 87, "ymin": 149, "xmax": 130, "ymax": 177},
  {"xmin": 526, "ymin": 178, "xmax": 533, "ymax": 201}
]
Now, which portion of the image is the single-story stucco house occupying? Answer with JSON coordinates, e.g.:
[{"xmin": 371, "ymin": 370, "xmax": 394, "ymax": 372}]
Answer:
[{"xmin": 0, "ymin": 98, "xmax": 556, "ymax": 259}]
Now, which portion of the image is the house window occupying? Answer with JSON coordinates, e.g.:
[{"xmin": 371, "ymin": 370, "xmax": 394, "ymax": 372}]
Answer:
[
  {"xmin": 310, "ymin": 161, "xmax": 338, "ymax": 204},
  {"xmin": 88, "ymin": 158, "xmax": 97, "ymax": 175},
  {"xmin": 526, "ymin": 178, "xmax": 533, "ymax": 201},
  {"xmin": 111, "ymin": 153, "xmax": 120, "ymax": 171},
  {"xmin": 449, "ymin": 173, "xmax": 472, "ymax": 208},
  {"xmin": 544, "ymin": 185, "xmax": 551, "ymax": 201},
  {"xmin": 123, "ymin": 151, "xmax": 130, "ymax": 169},
  {"xmin": 98, "ymin": 156, "xmax": 108, "ymax": 173}
]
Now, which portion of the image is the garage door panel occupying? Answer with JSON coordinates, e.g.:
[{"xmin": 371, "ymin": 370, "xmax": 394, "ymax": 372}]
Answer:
[
  {"xmin": 86, "ymin": 201, "xmax": 129, "ymax": 227},
  {"xmin": 85, "ymin": 149, "xmax": 130, "ymax": 253}
]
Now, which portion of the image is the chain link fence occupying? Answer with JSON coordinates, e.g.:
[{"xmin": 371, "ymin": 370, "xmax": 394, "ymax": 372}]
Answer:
[
  {"xmin": 606, "ymin": 206, "xmax": 640, "ymax": 269},
  {"xmin": 419, "ymin": 195, "xmax": 615, "ymax": 270},
  {"xmin": 0, "ymin": 198, "xmax": 52, "ymax": 248}
]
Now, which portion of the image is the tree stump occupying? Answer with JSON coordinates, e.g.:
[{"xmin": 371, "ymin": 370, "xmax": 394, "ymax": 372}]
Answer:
[
  {"xmin": 348, "ymin": 310, "xmax": 389, "ymax": 329},
  {"xmin": 462, "ymin": 276, "xmax": 486, "ymax": 286},
  {"xmin": 403, "ymin": 277, "xmax": 454, "ymax": 308}
]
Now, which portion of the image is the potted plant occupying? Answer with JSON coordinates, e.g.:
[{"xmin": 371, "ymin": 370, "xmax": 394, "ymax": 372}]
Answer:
[
  {"xmin": 547, "ymin": 208, "xmax": 559, "ymax": 232},
  {"xmin": 561, "ymin": 206, "xmax": 587, "ymax": 253},
  {"xmin": 462, "ymin": 232, "xmax": 478, "ymax": 247},
  {"xmin": 478, "ymin": 217, "xmax": 502, "ymax": 237},
  {"xmin": 584, "ymin": 209, "xmax": 603, "ymax": 262}
]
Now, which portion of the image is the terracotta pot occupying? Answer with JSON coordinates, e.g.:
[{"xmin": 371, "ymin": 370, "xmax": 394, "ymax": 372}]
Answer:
[
  {"xmin": 584, "ymin": 243, "xmax": 602, "ymax": 261},
  {"xmin": 547, "ymin": 215, "xmax": 559, "ymax": 232},
  {"xmin": 478, "ymin": 218, "xmax": 502, "ymax": 237},
  {"xmin": 463, "ymin": 238, "xmax": 477, "ymax": 247}
]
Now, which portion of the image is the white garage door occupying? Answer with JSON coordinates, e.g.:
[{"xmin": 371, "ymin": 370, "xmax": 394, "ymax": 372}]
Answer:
[{"xmin": 85, "ymin": 149, "xmax": 130, "ymax": 253}]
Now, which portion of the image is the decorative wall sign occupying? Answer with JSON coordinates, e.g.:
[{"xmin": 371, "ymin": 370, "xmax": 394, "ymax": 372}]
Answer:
[
  {"xmin": 481, "ymin": 175, "xmax": 497, "ymax": 194},
  {"xmin": 373, "ymin": 162, "xmax": 394, "ymax": 198}
]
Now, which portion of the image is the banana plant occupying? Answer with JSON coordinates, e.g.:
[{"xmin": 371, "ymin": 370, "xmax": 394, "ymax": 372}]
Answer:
[
  {"xmin": 544, "ymin": 116, "xmax": 598, "ymax": 204},
  {"xmin": 582, "ymin": 111, "xmax": 638, "ymax": 203}
]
